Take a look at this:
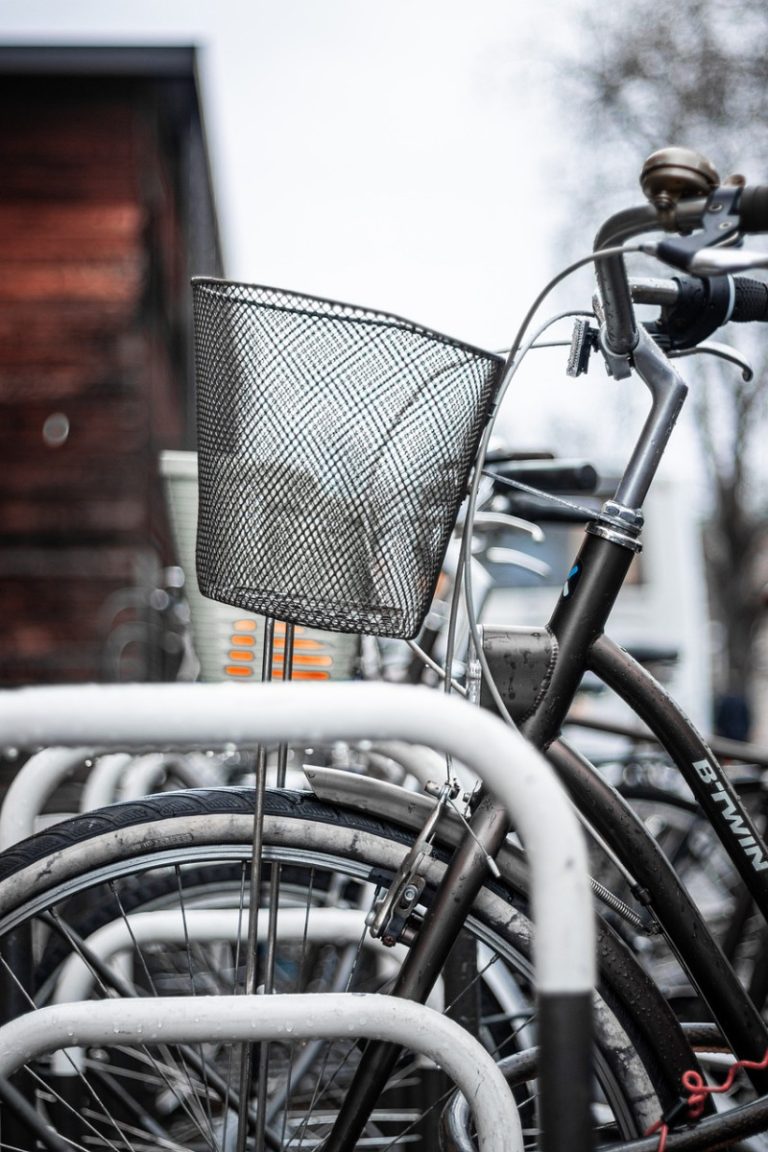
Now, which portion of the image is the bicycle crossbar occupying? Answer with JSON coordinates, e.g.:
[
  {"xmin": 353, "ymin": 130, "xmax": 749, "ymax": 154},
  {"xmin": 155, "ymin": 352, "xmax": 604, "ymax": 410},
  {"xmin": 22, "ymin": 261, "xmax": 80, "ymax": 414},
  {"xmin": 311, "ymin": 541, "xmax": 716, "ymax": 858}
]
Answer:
[{"xmin": 0, "ymin": 993, "xmax": 522, "ymax": 1152}]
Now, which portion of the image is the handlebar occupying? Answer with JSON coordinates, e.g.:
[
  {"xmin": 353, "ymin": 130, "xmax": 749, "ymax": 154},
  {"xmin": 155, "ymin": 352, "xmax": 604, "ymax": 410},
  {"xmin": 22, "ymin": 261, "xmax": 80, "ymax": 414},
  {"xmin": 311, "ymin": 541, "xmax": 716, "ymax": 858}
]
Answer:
[
  {"xmin": 629, "ymin": 273, "xmax": 768, "ymax": 349},
  {"xmin": 732, "ymin": 277, "xmax": 768, "ymax": 319},
  {"xmin": 552, "ymin": 150, "xmax": 768, "ymax": 525},
  {"xmin": 630, "ymin": 274, "xmax": 768, "ymax": 321},
  {"xmin": 595, "ymin": 156, "xmax": 768, "ymax": 358},
  {"xmin": 486, "ymin": 457, "xmax": 599, "ymax": 495}
]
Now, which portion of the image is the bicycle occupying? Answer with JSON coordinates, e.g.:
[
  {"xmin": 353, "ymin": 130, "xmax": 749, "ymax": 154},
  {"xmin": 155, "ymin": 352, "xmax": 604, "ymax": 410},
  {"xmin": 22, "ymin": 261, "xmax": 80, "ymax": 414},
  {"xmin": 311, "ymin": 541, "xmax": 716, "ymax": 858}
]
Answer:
[
  {"xmin": 2, "ymin": 145, "xmax": 768, "ymax": 1152},
  {"xmin": 0, "ymin": 335, "xmax": 683, "ymax": 1149},
  {"xmin": 301, "ymin": 146, "xmax": 768, "ymax": 1152}
]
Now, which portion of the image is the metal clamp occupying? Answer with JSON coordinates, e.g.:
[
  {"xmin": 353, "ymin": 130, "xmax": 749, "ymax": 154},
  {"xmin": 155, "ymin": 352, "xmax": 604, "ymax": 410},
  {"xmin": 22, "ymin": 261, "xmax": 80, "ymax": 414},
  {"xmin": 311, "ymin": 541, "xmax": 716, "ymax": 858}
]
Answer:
[{"xmin": 586, "ymin": 522, "xmax": 643, "ymax": 554}]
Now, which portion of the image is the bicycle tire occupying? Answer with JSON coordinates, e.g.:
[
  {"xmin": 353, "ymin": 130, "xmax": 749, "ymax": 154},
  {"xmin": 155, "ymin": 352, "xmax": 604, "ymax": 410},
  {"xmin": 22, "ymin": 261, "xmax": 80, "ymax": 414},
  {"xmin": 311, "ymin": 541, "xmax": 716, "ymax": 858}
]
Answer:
[{"xmin": 0, "ymin": 787, "xmax": 692, "ymax": 1150}]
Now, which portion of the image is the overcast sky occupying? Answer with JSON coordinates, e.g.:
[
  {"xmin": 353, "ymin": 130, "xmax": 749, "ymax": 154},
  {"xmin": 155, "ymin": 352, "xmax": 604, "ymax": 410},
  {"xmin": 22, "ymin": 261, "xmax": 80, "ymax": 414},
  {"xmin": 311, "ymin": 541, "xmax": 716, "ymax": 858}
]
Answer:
[
  {"xmin": 1, "ymin": 1, "xmax": 699, "ymax": 468},
  {"xmin": 0, "ymin": 3, "xmax": 578, "ymax": 339}
]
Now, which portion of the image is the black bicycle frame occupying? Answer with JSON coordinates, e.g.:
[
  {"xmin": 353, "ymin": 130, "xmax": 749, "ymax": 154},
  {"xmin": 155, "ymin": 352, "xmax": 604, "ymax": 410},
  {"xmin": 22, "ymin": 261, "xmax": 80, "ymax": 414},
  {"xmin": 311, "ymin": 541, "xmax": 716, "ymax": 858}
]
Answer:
[
  {"xmin": 589, "ymin": 634, "xmax": 768, "ymax": 911},
  {"xmin": 521, "ymin": 529, "xmax": 768, "ymax": 917},
  {"xmin": 524, "ymin": 536, "xmax": 768, "ymax": 1092},
  {"xmin": 547, "ymin": 733, "xmax": 768, "ymax": 1091}
]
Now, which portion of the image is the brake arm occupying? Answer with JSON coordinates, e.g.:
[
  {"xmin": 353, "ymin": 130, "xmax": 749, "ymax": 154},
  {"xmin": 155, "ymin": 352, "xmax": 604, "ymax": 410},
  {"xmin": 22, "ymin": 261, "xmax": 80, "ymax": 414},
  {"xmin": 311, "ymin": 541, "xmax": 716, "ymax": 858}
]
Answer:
[{"xmin": 365, "ymin": 778, "xmax": 461, "ymax": 946}]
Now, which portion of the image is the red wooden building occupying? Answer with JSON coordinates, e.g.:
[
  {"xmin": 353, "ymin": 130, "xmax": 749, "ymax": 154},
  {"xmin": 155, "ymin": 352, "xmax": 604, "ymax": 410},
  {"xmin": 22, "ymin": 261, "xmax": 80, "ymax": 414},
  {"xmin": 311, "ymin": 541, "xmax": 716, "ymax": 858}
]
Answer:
[{"xmin": 0, "ymin": 45, "xmax": 222, "ymax": 684}]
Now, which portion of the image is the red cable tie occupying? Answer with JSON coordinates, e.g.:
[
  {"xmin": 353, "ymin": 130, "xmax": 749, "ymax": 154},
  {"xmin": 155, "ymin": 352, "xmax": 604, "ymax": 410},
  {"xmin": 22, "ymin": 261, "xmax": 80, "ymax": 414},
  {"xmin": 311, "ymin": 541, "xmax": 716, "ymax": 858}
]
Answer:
[
  {"xmin": 644, "ymin": 1118, "xmax": 668, "ymax": 1152},
  {"xmin": 645, "ymin": 1049, "xmax": 768, "ymax": 1149},
  {"xmin": 681, "ymin": 1048, "xmax": 768, "ymax": 1121}
]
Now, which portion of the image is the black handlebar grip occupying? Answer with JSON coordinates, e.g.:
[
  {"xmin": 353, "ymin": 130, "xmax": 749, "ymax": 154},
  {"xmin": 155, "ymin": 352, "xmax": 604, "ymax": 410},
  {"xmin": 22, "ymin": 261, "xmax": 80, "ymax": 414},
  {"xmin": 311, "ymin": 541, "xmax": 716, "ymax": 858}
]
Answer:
[
  {"xmin": 732, "ymin": 277, "xmax": 768, "ymax": 322},
  {"xmin": 738, "ymin": 185, "xmax": 768, "ymax": 233},
  {"xmin": 490, "ymin": 459, "xmax": 598, "ymax": 494}
]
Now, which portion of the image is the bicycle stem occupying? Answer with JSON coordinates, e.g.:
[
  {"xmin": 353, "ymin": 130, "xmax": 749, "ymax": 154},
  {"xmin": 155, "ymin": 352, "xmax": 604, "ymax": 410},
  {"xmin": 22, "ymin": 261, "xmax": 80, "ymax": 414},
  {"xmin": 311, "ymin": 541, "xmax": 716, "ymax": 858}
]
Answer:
[
  {"xmin": 593, "ymin": 196, "xmax": 709, "ymax": 358},
  {"xmin": 613, "ymin": 326, "xmax": 689, "ymax": 508},
  {"xmin": 594, "ymin": 203, "xmax": 657, "ymax": 356},
  {"xmin": 593, "ymin": 201, "xmax": 691, "ymax": 509}
]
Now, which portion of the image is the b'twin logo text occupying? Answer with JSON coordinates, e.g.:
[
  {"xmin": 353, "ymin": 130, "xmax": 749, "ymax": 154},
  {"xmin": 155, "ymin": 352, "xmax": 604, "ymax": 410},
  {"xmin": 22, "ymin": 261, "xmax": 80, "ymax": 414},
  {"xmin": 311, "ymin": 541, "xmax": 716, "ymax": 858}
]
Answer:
[{"xmin": 694, "ymin": 759, "xmax": 768, "ymax": 872}]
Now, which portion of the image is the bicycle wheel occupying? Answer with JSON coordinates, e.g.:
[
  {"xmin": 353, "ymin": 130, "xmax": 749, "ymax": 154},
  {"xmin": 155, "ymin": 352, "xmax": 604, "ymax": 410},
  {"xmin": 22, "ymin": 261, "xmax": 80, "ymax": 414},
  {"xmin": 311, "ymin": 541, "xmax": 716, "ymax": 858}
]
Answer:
[{"xmin": 0, "ymin": 787, "xmax": 690, "ymax": 1150}]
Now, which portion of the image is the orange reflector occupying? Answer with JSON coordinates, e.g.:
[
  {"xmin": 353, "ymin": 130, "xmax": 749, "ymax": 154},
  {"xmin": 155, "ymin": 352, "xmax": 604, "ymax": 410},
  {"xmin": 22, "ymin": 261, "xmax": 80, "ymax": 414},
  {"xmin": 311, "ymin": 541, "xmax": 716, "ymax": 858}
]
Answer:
[
  {"xmin": 273, "ymin": 654, "xmax": 333, "ymax": 669},
  {"xmin": 435, "ymin": 571, "xmax": 450, "ymax": 599},
  {"xmin": 231, "ymin": 635, "xmax": 255, "ymax": 647},
  {"xmin": 290, "ymin": 670, "xmax": 331, "ymax": 681},
  {"xmin": 273, "ymin": 638, "xmax": 324, "ymax": 652},
  {"xmin": 228, "ymin": 650, "xmax": 255, "ymax": 662},
  {"xmin": 234, "ymin": 619, "xmax": 257, "ymax": 632},
  {"xmin": 225, "ymin": 665, "xmax": 254, "ymax": 677}
]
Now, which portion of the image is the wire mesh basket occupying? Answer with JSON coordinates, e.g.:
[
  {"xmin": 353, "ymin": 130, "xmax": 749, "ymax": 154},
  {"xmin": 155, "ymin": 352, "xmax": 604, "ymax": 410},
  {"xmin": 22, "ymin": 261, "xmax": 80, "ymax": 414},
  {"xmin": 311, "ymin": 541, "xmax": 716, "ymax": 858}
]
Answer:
[{"xmin": 193, "ymin": 279, "xmax": 503, "ymax": 639}]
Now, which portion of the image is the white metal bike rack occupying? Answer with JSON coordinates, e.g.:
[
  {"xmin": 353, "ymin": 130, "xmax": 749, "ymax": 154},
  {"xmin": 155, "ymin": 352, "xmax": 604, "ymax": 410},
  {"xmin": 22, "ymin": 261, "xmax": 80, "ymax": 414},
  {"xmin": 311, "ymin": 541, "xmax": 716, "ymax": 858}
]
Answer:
[
  {"xmin": 0, "ymin": 748, "xmax": 220, "ymax": 848},
  {"xmin": 0, "ymin": 992, "xmax": 520, "ymax": 1152},
  {"xmin": 0, "ymin": 739, "xmax": 449, "ymax": 848},
  {"xmin": 0, "ymin": 746, "xmax": 96, "ymax": 849},
  {"xmin": 52, "ymin": 907, "xmax": 405, "ymax": 1007},
  {"xmin": 0, "ymin": 680, "xmax": 596, "ymax": 1152}
]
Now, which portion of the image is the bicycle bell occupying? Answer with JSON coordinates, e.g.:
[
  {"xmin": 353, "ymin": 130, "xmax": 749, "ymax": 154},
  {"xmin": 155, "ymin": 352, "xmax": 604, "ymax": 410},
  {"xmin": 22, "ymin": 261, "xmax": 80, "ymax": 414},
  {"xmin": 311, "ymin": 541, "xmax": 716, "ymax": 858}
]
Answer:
[{"xmin": 640, "ymin": 147, "xmax": 720, "ymax": 210}]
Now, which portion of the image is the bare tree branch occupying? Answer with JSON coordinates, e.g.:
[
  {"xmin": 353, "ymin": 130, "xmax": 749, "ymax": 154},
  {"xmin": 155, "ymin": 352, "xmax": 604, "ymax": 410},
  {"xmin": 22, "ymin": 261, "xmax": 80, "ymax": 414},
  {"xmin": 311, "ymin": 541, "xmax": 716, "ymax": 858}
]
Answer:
[{"xmin": 562, "ymin": 0, "xmax": 768, "ymax": 721}]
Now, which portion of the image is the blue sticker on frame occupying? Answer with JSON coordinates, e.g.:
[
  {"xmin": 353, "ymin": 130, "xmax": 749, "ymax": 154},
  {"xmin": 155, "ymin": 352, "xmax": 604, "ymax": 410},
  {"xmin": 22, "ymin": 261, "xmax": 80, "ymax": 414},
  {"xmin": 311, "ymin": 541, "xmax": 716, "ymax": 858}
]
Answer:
[{"xmin": 563, "ymin": 562, "xmax": 582, "ymax": 599}]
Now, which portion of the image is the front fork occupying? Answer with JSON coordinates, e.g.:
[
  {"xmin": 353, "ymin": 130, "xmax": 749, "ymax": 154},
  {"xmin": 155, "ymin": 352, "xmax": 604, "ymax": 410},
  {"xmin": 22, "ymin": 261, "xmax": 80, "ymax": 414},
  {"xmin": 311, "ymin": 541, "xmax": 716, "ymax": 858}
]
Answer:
[{"xmin": 322, "ymin": 791, "xmax": 510, "ymax": 1152}]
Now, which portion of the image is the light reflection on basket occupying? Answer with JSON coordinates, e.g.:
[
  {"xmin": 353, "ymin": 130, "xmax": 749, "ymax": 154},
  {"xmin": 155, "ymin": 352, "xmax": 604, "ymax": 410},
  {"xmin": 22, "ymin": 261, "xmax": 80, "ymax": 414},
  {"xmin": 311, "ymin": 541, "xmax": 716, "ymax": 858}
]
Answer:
[{"xmin": 160, "ymin": 451, "xmax": 359, "ymax": 683}]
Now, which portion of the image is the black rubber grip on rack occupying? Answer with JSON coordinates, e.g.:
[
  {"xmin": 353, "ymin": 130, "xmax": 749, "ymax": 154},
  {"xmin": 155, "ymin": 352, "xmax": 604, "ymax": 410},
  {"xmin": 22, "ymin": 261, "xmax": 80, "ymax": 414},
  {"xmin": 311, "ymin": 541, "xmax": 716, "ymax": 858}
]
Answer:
[
  {"xmin": 732, "ymin": 277, "xmax": 768, "ymax": 322},
  {"xmin": 738, "ymin": 185, "xmax": 768, "ymax": 233},
  {"xmin": 538, "ymin": 993, "xmax": 593, "ymax": 1152}
]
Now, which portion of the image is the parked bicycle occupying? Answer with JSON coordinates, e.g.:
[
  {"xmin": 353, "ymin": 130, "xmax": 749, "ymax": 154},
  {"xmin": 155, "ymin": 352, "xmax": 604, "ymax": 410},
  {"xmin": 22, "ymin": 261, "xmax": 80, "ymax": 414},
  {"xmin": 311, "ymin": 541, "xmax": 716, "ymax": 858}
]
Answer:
[{"xmin": 2, "ymin": 145, "xmax": 768, "ymax": 1152}]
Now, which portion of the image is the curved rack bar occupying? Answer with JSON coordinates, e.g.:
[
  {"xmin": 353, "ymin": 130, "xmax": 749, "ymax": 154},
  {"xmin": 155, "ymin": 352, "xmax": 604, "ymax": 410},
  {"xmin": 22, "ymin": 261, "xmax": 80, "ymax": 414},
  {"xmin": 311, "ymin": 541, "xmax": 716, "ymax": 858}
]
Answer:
[
  {"xmin": 0, "ymin": 679, "xmax": 594, "ymax": 1150},
  {"xmin": 0, "ymin": 747, "xmax": 99, "ymax": 850},
  {"xmin": 0, "ymin": 992, "xmax": 521, "ymax": 1152}
]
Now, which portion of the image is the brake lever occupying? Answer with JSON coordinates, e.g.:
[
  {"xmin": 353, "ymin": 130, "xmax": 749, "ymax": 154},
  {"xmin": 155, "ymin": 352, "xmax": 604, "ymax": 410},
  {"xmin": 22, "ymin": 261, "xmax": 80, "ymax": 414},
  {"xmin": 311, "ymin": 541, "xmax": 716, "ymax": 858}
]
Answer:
[
  {"xmin": 669, "ymin": 340, "xmax": 754, "ymax": 381},
  {"xmin": 640, "ymin": 184, "xmax": 744, "ymax": 272},
  {"xmin": 688, "ymin": 247, "xmax": 768, "ymax": 276}
]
